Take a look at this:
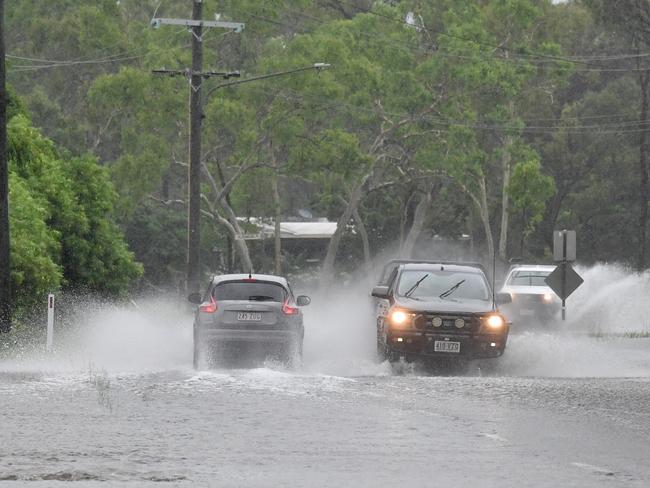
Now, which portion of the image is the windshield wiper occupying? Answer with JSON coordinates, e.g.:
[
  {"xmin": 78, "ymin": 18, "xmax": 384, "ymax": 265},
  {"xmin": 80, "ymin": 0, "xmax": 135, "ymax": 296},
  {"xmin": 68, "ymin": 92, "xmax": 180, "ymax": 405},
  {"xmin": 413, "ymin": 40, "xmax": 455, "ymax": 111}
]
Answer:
[
  {"xmin": 404, "ymin": 274, "xmax": 429, "ymax": 298},
  {"xmin": 439, "ymin": 279, "xmax": 465, "ymax": 299}
]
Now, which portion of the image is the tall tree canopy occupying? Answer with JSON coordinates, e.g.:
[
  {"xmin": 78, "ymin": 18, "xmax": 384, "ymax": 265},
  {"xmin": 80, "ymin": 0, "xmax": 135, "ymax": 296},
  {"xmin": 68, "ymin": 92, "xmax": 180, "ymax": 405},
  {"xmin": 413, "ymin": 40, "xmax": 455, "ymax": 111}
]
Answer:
[{"xmin": 4, "ymin": 0, "xmax": 650, "ymax": 294}]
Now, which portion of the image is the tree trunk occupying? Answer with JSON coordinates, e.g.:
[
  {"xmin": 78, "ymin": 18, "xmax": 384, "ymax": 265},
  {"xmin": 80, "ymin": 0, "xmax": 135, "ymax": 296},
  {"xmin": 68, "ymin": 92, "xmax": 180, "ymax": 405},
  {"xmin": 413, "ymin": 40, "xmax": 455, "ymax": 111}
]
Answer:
[
  {"xmin": 519, "ymin": 206, "xmax": 527, "ymax": 259},
  {"xmin": 399, "ymin": 191, "xmax": 416, "ymax": 251},
  {"xmin": 272, "ymin": 172, "xmax": 282, "ymax": 275},
  {"xmin": 401, "ymin": 186, "xmax": 433, "ymax": 258},
  {"xmin": 214, "ymin": 162, "xmax": 236, "ymax": 273},
  {"xmin": 498, "ymin": 138, "xmax": 512, "ymax": 262},
  {"xmin": 478, "ymin": 176, "xmax": 495, "ymax": 261},
  {"xmin": 205, "ymin": 210, "xmax": 252, "ymax": 275},
  {"xmin": 219, "ymin": 199, "xmax": 253, "ymax": 273},
  {"xmin": 320, "ymin": 179, "xmax": 366, "ymax": 288},
  {"xmin": 352, "ymin": 205, "xmax": 372, "ymax": 275},
  {"xmin": 498, "ymin": 102, "xmax": 515, "ymax": 262},
  {"xmin": 637, "ymin": 70, "xmax": 650, "ymax": 271},
  {"xmin": 454, "ymin": 175, "xmax": 493, "ymax": 260}
]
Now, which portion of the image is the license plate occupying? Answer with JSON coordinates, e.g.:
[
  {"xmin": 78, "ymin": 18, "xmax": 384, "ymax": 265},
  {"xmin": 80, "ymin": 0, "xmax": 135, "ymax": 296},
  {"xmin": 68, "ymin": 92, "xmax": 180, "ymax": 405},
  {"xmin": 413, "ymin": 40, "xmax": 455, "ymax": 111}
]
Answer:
[
  {"xmin": 434, "ymin": 341, "xmax": 461, "ymax": 353},
  {"xmin": 237, "ymin": 312, "xmax": 262, "ymax": 321}
]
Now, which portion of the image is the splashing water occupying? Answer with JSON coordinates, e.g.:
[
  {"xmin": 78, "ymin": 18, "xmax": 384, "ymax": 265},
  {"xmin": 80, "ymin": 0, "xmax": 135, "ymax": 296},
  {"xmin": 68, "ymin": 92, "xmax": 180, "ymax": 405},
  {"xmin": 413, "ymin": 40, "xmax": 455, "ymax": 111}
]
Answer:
[
  {"xmin": 0, "ymin": 264, "xmax": 649, "ymax": 378},
  {"xmin": 566, "ymin": 263, "xmax": 650, "ymax": 335},
  {"xmin": 0, "ymin": 296, "xmax": 193, "ymax": 374}
]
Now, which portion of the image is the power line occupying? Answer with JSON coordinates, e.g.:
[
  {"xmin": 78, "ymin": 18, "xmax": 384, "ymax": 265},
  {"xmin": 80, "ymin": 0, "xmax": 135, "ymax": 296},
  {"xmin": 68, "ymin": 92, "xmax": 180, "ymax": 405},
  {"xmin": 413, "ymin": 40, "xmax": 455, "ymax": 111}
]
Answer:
[
  {"xmin": 245, "ymin": 9, "xmax": 650, "ymax": 74},
  {"xmin": 9, "ymin": 54, "xmax": 146, "ymax": 71},
  {"xmin": 313, "ymin": 1, "xmax": 650, "ymax": 71},
  {"xmin": 270, "ymin": 87, "xmax": 650, "ymax": 135},
  {"xmin": 208, "ymin": 54, "xmax": 650, "ymax": 133},
  {"xmin": 318, "ymin": 0, "xmax": 604, "ymax": 67},
  {"xmin": 4, "ymin": 25, "xmax": 193, "ymax": 72},
  {"xmin": 6, "ymin": 24, "xmax": 232, "ymax": 74}
]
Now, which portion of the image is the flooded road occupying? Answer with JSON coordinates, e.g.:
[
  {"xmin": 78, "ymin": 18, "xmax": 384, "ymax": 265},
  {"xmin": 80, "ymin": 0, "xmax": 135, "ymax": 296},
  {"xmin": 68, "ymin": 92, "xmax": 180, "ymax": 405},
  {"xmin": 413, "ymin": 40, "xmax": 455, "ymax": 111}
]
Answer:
[
  {"xmin": 2, "ymin": 280, "xmax": 650, "ymax": 487},
  {"xmin": 2, "ymin": 336, "xmax": 650, "ymax": 487}
]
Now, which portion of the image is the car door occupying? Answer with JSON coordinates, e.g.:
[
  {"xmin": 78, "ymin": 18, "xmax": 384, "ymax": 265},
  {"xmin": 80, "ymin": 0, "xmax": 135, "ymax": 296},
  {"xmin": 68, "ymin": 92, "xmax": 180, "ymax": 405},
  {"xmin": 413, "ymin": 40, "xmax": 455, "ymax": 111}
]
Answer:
[{"xmin": 376, "ymin": 267, "xmax": 399, "ymax": 340}]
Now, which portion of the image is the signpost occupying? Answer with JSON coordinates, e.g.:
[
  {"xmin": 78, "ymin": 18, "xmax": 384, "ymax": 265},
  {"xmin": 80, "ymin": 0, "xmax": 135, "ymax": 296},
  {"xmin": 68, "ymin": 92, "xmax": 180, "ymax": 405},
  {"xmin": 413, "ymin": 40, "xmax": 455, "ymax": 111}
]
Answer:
[
  {"xmin": 545, "ymin": 230, "xmax": 583, "ymax": 320},
  {"xmin": 553, "ymin": 230, "xmax": 576, "ymax": 262}
]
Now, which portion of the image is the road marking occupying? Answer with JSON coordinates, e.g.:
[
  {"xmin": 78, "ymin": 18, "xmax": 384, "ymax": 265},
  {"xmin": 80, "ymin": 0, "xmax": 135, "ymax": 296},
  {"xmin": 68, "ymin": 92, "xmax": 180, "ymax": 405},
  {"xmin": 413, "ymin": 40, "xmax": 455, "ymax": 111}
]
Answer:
[{"xmin": 571, "ymin": 462, "xmax": 615, "ymax": 476}]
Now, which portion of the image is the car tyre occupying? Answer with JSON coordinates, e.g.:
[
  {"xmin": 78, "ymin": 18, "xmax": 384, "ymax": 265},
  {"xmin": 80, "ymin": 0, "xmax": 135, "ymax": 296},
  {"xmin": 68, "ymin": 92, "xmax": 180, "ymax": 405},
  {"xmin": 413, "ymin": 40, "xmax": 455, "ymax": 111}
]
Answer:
[
  {"xmin": 285, "ymin": 340, "xmax": 302, "ymax": 369},
  {"xmin": 193, "ymin": 345, "xmax": 199, "ymax": 370},
  {"xmin": 193, "ymin": 327, "xmax": 200, "ymax": 370},
  {"xmin": 377, "ymin": 339, "xmax": 387, "ymax": 362}
]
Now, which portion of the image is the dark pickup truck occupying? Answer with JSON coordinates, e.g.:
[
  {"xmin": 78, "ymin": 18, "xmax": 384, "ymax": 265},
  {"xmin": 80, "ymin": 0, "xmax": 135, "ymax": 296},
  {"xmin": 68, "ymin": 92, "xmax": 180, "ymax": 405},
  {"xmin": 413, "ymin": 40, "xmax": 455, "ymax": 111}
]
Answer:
[{"xmin": 372, "ymin": 260, "xmax": 512, "ymax": 363}]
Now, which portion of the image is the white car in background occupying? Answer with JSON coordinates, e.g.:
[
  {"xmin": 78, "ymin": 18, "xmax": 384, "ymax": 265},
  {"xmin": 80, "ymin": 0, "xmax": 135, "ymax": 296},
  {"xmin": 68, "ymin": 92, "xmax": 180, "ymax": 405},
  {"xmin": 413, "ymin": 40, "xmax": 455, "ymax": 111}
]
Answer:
[{"xmin": 500, "ymin": 264, "xmax": 560, "ymax": 324}]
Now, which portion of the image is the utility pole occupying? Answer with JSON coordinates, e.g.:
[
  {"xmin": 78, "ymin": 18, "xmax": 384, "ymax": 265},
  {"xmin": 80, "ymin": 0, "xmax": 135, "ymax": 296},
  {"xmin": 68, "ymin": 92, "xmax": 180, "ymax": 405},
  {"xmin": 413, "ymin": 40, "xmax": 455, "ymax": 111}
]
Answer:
[
  {"xmin": 0, "ymin": 0, "xmax": 11, "ymax": 333},
  {"xmin": 187, "ymin": 0, "xmax": 204, "ymax": 297},
  {"xmin": 151, "ymin": 2, "xmax": 244, "ymax": 295}
]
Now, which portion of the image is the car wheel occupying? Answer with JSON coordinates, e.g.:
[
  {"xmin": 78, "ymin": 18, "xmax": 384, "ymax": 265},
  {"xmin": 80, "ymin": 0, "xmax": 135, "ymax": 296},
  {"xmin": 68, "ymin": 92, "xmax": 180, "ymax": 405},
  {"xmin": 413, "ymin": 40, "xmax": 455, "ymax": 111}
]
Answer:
[
  {"xmin": 193, "ymin": 344, "xmax": 199, "ymax": 370},
  {"xmin": 377, "ymin": 339, "xmax": 386, "ymax": 362},
  {"xmin": 193, "ymin": 328, "xmax": 200, "ymax": 370},
  {"xmin": 378, "ymin": 340, "xmax": 397, "ymax": 363},
  {"xmin": 285, "ymin": 340, "xmax": 302, "ymax": 369}
]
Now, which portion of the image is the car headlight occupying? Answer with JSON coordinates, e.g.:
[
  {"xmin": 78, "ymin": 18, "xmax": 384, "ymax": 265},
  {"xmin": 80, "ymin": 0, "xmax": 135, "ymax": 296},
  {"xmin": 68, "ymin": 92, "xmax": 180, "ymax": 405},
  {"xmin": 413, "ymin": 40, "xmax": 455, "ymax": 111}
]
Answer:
[
  {"xmin": 543, "ymin": 293, "xmax": 553, "ymax": 302},
  {"xmin": 431, "ymin": 316, "xmax": 443, "ymax": 328},
  {"xmin": 485, "ymin": 314, "xmax": 505, "ymax": 329},
  {"xmin": 454, "ymin": 318, "xmax": 465, "ymax": 329},
  {"xmin": 389, "ymin": 309, "xmax": 411, "ymax": 328}
]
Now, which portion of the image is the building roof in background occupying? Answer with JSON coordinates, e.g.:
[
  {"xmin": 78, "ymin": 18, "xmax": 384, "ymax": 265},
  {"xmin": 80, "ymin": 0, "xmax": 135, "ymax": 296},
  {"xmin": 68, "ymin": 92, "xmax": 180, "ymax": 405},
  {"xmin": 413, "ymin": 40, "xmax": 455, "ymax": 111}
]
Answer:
[
  {"xmin": 273, "ymin": 221, "xmax": 338, "ymax": 238},
  {"xmin": 241, "ymin": 219, "xmax": 338, "ymax": 240}
]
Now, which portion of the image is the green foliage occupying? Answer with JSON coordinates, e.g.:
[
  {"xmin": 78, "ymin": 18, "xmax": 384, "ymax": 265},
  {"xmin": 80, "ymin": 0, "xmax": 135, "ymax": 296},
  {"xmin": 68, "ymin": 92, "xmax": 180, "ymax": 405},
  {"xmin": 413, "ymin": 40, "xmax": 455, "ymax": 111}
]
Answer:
[
  {"xmin": 7, "ymin": 113, "xmax": 142, "ymax": 312},
  {"xmin": 508, "ymin": 152, "xmax": 556, "ymax": 235},
  {"xmin": 88, "ymin": 67, "xmax": 186, "ymax": 216},
  {"xmin": 60, "ymin": 154, "xmax": 144, "ymax": 294},
  {"xmin": 6, "ymin": 0, "xmax": 650, "ymax": 278},
  {"xmin": 8, "ymin": 174, "xmax": 62, "ymax": 313}
]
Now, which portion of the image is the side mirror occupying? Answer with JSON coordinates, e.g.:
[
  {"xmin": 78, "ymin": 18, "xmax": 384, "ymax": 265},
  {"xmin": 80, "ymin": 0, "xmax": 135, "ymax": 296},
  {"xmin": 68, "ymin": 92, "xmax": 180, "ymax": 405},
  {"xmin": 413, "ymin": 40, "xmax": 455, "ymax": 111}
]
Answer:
[
  {"xmin": 297, "ymin": 295, "xmax": 311, "ymax": 307},
  {"xmin": 187, "ymin": 292, "xmax": 202, "ymax": 304},
  {"xmin": 495, "ymin": 292, "xmax": 512, "ymax": 305},
  {"xmin": 371, "ymin": 285, "xmax": 390, "ymax": 299}
]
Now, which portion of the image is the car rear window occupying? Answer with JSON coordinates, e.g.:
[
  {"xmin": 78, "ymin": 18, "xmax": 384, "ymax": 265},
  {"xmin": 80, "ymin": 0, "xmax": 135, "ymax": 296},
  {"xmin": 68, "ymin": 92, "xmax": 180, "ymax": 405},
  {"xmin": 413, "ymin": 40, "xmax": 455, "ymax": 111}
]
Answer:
[
  {"xmin": 508, "ymin": 270, "xmax": 551, "ymax": 286},
  {"xmin": 211, "ymin": 281, "xmax": 287, "ymax": 302}
]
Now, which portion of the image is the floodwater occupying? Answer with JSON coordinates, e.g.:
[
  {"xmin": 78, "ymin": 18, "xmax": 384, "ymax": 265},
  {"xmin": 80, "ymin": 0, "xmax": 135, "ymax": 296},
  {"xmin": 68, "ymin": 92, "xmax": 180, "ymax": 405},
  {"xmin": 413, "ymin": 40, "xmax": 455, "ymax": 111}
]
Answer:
[{"xmin": 2, "ymin": 265, "xmax": 650, "ymax": 487}]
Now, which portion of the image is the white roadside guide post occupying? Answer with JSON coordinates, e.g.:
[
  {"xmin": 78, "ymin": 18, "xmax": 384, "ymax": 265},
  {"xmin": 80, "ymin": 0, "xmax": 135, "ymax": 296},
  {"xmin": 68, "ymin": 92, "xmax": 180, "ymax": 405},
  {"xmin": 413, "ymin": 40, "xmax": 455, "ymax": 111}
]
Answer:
[{"xmin": 46, "ymin": 293, "xmax": 54, "ymax": 351}]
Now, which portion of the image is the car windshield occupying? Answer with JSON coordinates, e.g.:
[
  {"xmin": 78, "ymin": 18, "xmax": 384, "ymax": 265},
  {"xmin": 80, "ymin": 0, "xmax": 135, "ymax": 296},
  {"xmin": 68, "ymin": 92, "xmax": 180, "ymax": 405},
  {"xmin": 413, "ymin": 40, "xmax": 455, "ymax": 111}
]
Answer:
[
  {"xmin": 508, "ymin": 270, "xmax": 551, "ymax": 286},
  {"xmin": 212, "ymin": 281, "xmax": 287, "ymax": 302},
  {"xmin": 396, "ymin": 270, "xmax": 490, "ymax": 300}
]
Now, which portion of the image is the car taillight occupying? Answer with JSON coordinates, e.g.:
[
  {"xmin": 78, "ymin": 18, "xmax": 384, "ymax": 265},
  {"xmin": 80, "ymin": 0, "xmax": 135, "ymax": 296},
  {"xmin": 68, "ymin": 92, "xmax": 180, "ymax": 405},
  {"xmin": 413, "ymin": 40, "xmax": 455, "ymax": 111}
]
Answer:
[
  {"xmin": 282, "ymin": 300, "xmax": 299, "ymax": 315},
  {"xmin": 199, "ymin": 296, "xmax": 217, "ymax": 313}
]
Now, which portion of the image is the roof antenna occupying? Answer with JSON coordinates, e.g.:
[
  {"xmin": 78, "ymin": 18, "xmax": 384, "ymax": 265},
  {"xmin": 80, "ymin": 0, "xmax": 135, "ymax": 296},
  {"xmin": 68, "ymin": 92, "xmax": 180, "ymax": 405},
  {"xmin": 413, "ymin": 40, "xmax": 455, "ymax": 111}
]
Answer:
[
  {"xmin": 248, "ymin": 269, "xmax": 252, "ymax": 279},
  {"xmin": 492, "ymin": 245, "xmax": 497, "ymax": 311}
]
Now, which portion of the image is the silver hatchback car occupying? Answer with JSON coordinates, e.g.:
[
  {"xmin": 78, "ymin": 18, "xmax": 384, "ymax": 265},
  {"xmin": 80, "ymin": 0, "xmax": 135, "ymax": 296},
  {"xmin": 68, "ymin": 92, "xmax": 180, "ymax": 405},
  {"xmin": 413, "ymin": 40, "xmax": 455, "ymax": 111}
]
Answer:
[{"xmin": 188, "ymin": 274, "xmax": 311, "ymax": 368}]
